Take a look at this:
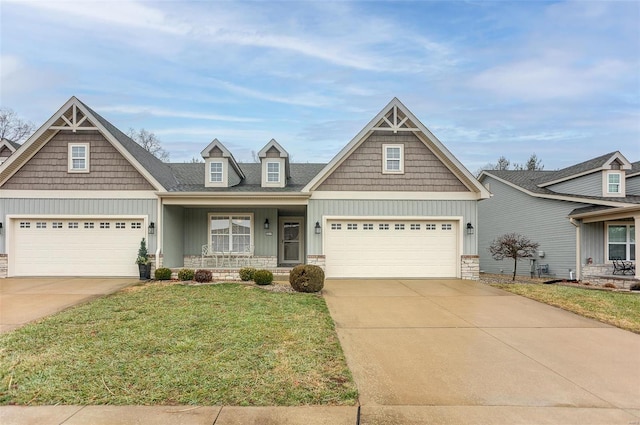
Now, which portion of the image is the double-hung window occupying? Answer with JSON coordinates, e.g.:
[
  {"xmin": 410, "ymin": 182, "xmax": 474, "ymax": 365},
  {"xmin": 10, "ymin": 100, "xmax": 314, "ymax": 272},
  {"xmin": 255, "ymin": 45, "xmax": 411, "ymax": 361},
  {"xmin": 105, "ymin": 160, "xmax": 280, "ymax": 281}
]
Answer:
[
  {"xmin": 210, "ymin": 161, "xmax": 223, "ymax": 183},
  {"xmin": 68, "ymin": 143, "xmax": 89, "ymax": 172},
  {"xmin": 607, "ymin": 224, "xmax": 635, "ymax": 261},
  {"xmin": 607, "ymin": 173, "xmax": 621, "ymax": 194},
  {"xmin": 209, "ymin": 214, "xmax": 252, "ymax": 254},
  {"xmin": 383, "ymin": 144, "xmax": 404, "ymax": 174},
  {"xmin": 267, "ymin": 162, "xmax": 280, "ymax": 183}
]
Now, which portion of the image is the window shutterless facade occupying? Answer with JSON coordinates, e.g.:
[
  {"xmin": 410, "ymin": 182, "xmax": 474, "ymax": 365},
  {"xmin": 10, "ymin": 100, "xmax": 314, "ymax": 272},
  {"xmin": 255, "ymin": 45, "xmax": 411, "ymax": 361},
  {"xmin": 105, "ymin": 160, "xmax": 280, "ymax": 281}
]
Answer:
[
  {"xmin": 267, "ymin": 162, "xmax": 280, "ymax": 183},
  {"xmin": 209, "ymin": 161, "xmax": 223, "ymax": 183},
  {"xmin": 209, "ymin": 214, "xmax": 253, "ymax": 254},
  {"xmin": 68, "ymin": 143, "xmax": 89, "ymax": 173},
  {"xmin": 607, "ymin": 223, "xmax": 635, "ymax": 261},
  {"xmin": 383, "ymin": 144, "xmax": 404, "ymax": 174}
]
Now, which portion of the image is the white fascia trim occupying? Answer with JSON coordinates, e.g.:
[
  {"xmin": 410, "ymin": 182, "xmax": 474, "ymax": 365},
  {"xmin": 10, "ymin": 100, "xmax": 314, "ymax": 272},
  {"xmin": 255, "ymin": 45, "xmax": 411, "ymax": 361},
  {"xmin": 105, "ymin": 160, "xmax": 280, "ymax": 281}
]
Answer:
[
  {"xmin": 571, "ymin": 205, "xmax": 640, "ymax": 223},
  {"xmin": 483, "ymin": 172, "xmax": 631, "ymax": 208},
  {"xmin": 310, "ymin": 191, "xmax": 482, "ymax": 200},
  {"xmin": 0, "ymin": 190, "xmax": 158, "ymax": 199},
  {"xmin": 0, "ymin": 139, "xmax": 18, "ymax": 153}
]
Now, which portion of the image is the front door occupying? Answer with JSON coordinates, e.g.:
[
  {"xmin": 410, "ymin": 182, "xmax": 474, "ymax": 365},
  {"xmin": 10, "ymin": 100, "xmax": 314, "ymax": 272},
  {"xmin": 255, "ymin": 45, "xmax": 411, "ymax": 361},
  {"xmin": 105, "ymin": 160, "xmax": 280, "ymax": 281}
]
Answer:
[{"xmin": 279, "ymin": 217, "xmax": 304, "ymax": 265}]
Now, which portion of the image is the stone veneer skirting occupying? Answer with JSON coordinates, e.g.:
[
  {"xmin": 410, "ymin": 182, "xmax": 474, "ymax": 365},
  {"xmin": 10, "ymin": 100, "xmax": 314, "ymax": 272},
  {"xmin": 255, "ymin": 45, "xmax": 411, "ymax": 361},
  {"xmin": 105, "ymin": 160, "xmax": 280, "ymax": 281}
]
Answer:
[
  {"xmin": 184, "ymin": 255, "xmax": 278, "ymax": 270},
  {"xmin": 0, "ymin": 254, "xmax": 7, "ymax": 278},
  {"xmin": 461, "ymin": 255, "xmax": 480, "ymax": 280},
  {"xmin": 581, "ymin": 264, "xmax": 639, "ymax": 289}
]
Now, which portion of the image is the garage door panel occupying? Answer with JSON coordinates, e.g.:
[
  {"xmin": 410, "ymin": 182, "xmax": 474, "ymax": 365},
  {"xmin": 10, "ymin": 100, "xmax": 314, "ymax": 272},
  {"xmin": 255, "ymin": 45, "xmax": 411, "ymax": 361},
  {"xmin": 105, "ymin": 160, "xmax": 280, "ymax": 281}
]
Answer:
[
  {"xmin": 12, "ymin": 219, "xmax": 145, "ymax": 277},
  {"xmin": 325, "ymin": 220, "xmax": 458, "ymax": 279}
]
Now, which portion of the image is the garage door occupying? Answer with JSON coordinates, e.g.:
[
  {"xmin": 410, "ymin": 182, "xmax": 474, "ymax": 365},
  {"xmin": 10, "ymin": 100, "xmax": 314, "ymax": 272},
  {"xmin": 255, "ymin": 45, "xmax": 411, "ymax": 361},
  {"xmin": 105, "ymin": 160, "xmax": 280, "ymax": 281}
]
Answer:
[
  {"xmin": 324, "ymin": 219, "xmax": 458, "ymax": 278},
  {"xmin": 11, "ymin": 218, "xmax": 146, "ymax": 277}
]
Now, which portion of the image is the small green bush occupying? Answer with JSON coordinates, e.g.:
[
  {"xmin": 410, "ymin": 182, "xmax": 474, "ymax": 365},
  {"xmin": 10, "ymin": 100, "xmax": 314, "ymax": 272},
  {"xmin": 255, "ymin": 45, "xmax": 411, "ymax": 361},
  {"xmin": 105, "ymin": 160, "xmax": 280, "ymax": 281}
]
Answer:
[
  {"xmin": 603, "ymin": 282, "xmax": 617, "ymax": 289},
  {"xmin": 194, "ymin": 269, "xmax": 213, "ymax": 283},
  {"xmin": 178, "ymin": 268, "xmax": 195, "ymax": 281},
  {"xmin": 253, "ymin": 269, "xmax": 273, "ymax": 285},
  {"xmin": 154, "ymin": 267, "xmax": 172, "ymax": 280},
  {"xmin": 289, "ymin": 265, "xmax": 325, "ymax": 293},
  {"xmin": 239, "ymin": 267, "xmax": 257, "ymax": 282},
  {"xmin": 630, "ymin": 283, "xmax": 640, "ymax": 291}
]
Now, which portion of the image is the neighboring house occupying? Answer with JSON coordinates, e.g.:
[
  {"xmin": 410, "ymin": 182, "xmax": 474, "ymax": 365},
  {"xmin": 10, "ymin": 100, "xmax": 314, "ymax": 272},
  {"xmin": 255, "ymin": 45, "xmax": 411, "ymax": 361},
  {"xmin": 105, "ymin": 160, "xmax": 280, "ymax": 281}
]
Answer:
[
  {"xmin": 0, "ymin": 96, "xmax": 489, "ymax": 279},
  {"xmin": 0, "ymin": 138, "xmax": 21, "ymax": 164},
  {"xmin": 478, "ymin": 152, "xmax": 639, "ymax": 284}
]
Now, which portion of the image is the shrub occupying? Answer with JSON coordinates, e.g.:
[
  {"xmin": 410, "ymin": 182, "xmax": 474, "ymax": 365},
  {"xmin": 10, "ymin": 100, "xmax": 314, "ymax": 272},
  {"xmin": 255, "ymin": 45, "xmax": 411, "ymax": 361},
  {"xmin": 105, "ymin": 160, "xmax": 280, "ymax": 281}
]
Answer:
[
  {"xmin": 178, "ymin": 268, "xmax": 195, "ymax": 281},
  {"xmin": 630, "ymin": 283, "xmax": 640, "ymax": 291},
  {"xmin": 253, "ymin": 269, "xmax": 273, "ymax": 285},
  {"xmin": 239, "ymin": 267, "xmax": 257, "ymax": 282},
  {"xmin": 194, "ymin": 269, "xmax": 213, "ymax": 283},
  {"xmin": 289, "ymin": 265, "xmax": 325, "ymax": 293},
  {"xmin": 603, "ymin": 283, "xmax": 617, "ymax": 289},
  {"xmin": 154, "ymin": 267, "xmax": 172, "ymax": 280}
]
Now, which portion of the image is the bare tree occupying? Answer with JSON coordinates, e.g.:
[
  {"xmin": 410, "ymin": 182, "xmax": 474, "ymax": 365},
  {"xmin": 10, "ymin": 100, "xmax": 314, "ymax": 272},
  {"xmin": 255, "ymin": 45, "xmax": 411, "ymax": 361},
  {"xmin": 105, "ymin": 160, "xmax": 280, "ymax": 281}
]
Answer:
[
  {"xmin": 0, "ymin": 108, "xmax": 36, "ymax": 143},
  {"xmin": 187, "ymin": 156, "xmax": 203, "ymax": 163},
  {"xmin": 524, "ymin": 153, "xmax": 544, "ymax": 171},
  {"xmin": 488, "ymin": 233, "xmax": 540, "ymax": 281},
  {"xmin": 127, "ymin": 128, "xmax": 169, "ymax": 162}
]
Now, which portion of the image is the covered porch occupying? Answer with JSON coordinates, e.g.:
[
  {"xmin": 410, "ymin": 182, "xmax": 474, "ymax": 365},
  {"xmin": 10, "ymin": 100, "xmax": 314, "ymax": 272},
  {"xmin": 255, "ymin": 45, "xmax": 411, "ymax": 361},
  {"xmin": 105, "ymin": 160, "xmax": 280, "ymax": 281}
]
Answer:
[
  {"xmin": 571, "ymin": 205, "xmax": 639, "ymax": 287},
  {"xmin": 158, "ymin": 193, "xmax": 312, "ymax": 271}
]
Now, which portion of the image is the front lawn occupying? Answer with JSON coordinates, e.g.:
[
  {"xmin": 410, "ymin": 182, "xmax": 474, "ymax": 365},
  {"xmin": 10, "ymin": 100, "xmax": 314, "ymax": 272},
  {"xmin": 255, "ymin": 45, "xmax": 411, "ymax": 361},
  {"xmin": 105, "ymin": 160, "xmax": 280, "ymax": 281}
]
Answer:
[
  {"xmin": 492, "ymin": 283, "xmax": 640, "ymax": 334},
  {"xmin": 0, "ymin": 283, "xmax": 357, "ymax": 406}
]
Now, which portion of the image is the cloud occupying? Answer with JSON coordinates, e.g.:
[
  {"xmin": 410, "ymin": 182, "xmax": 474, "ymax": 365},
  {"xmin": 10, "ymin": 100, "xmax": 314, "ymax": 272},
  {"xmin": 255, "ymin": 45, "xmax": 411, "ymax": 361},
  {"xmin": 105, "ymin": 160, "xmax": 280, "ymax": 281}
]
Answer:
[{"xmin": 95, "ymin": 105, "xmax": 262, "ymax": 123}]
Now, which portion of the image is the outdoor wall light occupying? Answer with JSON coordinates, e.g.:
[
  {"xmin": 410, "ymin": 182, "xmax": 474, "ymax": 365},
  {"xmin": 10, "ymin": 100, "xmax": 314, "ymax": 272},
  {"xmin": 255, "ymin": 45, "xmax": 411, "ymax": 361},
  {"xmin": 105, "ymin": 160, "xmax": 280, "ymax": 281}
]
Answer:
[
  {"xmin": 264, "ymin": 218, "xmax": 270, "ymax": 229},
  {"xmin": 148, "ymin": 222, "xmax": 155, "ymax": 235},
  {"xmin": 315, "ymin": 221, "xmax": 322, "ymax": 234},
  {"xmin": 0, "ymin": 222, "xmax": 3, "ymax": 235},
  {"xmin": 466, "ymin": 222, "xmax": 474, "ymax": 235}
]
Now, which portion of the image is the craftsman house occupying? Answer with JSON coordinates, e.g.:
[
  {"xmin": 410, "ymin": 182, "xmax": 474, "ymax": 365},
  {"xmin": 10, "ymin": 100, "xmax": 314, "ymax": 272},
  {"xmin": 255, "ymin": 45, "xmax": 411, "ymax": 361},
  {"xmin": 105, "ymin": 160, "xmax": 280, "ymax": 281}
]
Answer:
[
  {"xmin": 479, "ymin": 152, "xmax": 639, "ymax": 286},
  {"xmin": 0, "ymin": 96, "xmax": 489, "ymax": 279}
]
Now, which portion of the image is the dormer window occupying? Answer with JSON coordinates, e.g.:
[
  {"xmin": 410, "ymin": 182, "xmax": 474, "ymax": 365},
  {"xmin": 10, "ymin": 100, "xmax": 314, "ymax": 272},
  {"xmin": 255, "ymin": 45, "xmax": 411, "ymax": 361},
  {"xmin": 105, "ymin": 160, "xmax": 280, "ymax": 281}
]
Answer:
[
  {"xmin": 383, "ymin": 144, "xmax": 404, "ymax": 174},
  {"xmin": 608, "ymin": 173, "xmax": 621, "ymax": 194},
  {"xmin": 267, "ymin": 162, "xmax": 280, "ymax": 183},
  {"xmin": 68, "ymin": 143, "xmax": 89, "ymax": 173},
  {"xmin": 210, "ymin": 161, "xmax": 223, "ymax": 183}
]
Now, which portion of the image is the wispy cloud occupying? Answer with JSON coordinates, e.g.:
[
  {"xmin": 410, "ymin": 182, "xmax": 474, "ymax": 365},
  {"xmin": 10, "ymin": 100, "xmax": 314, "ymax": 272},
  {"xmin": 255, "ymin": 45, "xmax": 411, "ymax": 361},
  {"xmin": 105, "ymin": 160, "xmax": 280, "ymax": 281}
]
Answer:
[{"xmin": 95, "ymin": 105, "xmax": 261, "ymax": 123}]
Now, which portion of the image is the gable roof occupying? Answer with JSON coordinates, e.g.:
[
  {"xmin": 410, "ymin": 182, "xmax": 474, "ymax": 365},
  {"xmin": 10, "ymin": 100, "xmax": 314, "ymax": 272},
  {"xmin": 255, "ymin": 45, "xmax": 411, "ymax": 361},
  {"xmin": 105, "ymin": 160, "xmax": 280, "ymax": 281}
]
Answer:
[
  {"xmin": 0, "ymin": 97, "xmax": 176, "ymax": 191},
  {"xmin": 480, "ymin": 169, "xmax": 640, "ymax": 207},
  {"xmin": 0, "ymin": 138, "xmax": 21, "ymax": 152},
  {"xmin": 537, "ymin": 151, "xmax": 632, "ymax": 187},
  {"xmin": 302, "ymin": 97, "xmax": 490, "ymax": 198},
  {"xmin": 200, "ymin": 138, "xmax": 245, "ymax": 180}
]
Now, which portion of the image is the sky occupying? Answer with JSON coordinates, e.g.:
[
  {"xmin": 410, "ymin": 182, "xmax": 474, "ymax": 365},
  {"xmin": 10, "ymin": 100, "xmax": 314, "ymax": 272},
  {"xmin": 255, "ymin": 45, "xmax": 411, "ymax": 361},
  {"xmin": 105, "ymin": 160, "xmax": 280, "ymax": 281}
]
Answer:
[{"xmin": 1, "ymin": 0, "xmax": 638, "ymax": 173}]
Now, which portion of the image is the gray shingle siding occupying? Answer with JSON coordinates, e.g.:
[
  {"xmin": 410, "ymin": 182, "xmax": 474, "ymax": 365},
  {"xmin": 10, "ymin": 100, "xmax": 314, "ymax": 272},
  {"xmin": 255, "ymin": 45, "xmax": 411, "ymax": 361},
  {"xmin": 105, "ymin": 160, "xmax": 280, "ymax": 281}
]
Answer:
[
  {"xmin": 478, "ymin": 175, "xmax": 589, "ymax": 278},
  {"xmin": 627, "ymin": 175, "xmax": 640, "ymax": 195}
]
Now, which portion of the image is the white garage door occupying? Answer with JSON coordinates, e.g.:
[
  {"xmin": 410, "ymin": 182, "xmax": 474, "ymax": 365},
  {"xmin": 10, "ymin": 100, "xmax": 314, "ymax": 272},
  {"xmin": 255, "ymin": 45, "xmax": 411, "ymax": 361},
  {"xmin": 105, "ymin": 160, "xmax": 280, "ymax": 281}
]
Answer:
[
  {"xmin": 11, "ymin": 218, "xmax": 146, "ymax": 277},
  {"xmin": 324, "ymin": 219, "xmax": 458, "ymax": 278}
]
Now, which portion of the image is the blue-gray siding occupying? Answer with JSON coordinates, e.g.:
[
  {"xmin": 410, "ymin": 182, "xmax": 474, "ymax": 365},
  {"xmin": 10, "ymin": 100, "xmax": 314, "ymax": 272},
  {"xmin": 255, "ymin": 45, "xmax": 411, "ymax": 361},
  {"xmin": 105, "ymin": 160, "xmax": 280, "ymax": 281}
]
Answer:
[
  {"xmin": 307, "ymin": 199, "xmax": 478, "ymax": 255},
  {"xmin": 0, "ymin": 198, "xmax": 158, "ymax": 252},
  {"xmin": 546, "ymin": 172, "xmax": 602, "ymax": 197},
  {"xmin": 582, "ymin": 222, "xmax": 605, "ymax": 264},
  {"xmin": 478, "ymin": 176, "xmax": 589, "ymax": 278},
  {"xmin": 627, "ymin": 175, "xmax": 640, "ymax": 195}
]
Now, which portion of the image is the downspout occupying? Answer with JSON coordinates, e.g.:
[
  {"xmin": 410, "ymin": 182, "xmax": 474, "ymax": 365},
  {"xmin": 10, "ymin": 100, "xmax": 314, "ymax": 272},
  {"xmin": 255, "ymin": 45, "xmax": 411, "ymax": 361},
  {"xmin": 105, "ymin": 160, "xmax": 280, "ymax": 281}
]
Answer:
[
  {"xmin": 156, "ymin": 196, "xmax": 162, "ymax": 269},
  {"xmin": 569, "ymin": 218, "xmax": 581, "ymax": 280}
]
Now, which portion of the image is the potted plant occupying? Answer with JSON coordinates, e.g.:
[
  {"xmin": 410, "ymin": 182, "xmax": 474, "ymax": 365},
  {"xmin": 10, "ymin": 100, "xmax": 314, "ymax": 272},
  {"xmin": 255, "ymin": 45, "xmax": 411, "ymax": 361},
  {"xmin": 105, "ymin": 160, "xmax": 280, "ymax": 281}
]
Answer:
[{"xmin": 136, "ymin": 238, "xmax": 151, "ymax": 280}]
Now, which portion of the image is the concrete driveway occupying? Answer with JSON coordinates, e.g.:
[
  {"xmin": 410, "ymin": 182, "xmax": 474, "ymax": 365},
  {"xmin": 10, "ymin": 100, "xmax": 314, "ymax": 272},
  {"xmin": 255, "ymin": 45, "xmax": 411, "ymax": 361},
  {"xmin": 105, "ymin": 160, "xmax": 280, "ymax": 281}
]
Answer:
[
  {"xmin": 323, "ymin": 279, "xmax": 640, "ymax": 425},
  {"xmin": 0, "ymin": 277, "xmax": 138, "ymax": 333}
]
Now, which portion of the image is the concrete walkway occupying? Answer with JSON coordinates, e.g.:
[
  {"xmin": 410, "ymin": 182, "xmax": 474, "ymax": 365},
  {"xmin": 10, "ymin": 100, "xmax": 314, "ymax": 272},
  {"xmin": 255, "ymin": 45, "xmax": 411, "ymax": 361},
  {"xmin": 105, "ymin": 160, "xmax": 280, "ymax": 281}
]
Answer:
[
  {"xmin": 323, "ymin": 279, "xmax": 640, "ymax": 424},
  {"xmin": 0, "ymin": 277, "xmax": 138, "ymax": 333}
]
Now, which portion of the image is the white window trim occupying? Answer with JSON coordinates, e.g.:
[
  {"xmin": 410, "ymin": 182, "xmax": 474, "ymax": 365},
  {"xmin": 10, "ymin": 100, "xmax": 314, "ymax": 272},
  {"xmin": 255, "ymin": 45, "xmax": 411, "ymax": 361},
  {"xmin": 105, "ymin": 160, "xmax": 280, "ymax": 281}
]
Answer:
[
  {"xmin": 603, "ymin": 170, "xmax": 625, "ymax": 197},
  {"xmin": 382, "ymin": 144, "xmax": 404, "ymax": 174},
  {"xmin": 207, "ymin": 213, "xmax": 254, "ymax": 254},
  {"xmin": 605, "ymin": 221, "xmax": 635, "ymax": 262},
  {"xmin": 209, "ymin": 161, "xmax": 224, "ymax": 183},
  {"xmin": 267, "ymin": 161, "xmax": 280, "ymax": 183},
  {"xmin": 205, "ymin": 158, "xmax": 228, "ymax": 187},
  {"xmin": 68, "ymin": 143, "xmax": 90, "ymax": 173}
]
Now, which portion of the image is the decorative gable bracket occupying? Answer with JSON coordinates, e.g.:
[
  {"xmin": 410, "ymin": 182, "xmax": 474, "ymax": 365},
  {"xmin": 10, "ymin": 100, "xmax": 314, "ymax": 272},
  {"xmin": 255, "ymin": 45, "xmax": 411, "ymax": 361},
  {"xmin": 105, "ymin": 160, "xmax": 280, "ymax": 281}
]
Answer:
[
  {"xmin": 49, "ymin": 104, "xmax": 98, "ymax": 132},
  {"xmin": 372, "ymin": 105, "xmax": 420, "ymax": 133}
]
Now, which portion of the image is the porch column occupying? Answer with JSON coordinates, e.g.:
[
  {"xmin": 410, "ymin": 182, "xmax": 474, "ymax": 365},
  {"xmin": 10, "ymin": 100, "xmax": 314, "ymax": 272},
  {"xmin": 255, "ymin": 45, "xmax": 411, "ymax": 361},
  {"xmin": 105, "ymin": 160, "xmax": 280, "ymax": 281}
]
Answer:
[{"xmin": 636, "ymin": 215, "xmax": 639, "ymax": 280}]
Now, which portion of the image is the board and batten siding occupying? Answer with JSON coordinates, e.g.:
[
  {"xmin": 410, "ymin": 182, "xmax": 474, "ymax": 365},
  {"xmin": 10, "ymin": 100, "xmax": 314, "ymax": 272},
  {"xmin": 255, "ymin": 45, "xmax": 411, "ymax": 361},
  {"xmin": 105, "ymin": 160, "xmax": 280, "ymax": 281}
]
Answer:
[
  {"xmin": 0, "ymin": 198, "xmax": 158, "ymax": 252},
  {"xmin": 545, "ymin": 172, "xmax": 602, "ymax": 197},
  {"xmin": 581, "ymin": 222, "xmax": 605, "ymax": 264},
  {"xmin": 162, "ymin": 205, "xmax": 185, "ymax": 268},
  {"xmin": 478, "ymin": 176, "xmax": 589, "ymax": 278},
  {"xmin": 307, "ymin": 199, "xmax": 477, "ymax": 255},
  {"xmin": 177, "ymin": 207, "xmax": 279, "ymax": 259}
]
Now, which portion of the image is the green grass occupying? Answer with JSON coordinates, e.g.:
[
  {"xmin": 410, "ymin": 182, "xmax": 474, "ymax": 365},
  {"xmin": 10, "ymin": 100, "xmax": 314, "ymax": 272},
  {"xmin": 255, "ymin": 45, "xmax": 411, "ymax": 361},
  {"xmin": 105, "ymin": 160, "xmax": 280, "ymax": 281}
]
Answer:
[
  {"xmin": 0, "ymin": 283, "xmax": 357, "ymax": 406},
  {"xmin": 492, "ymin": 283, "xmax": 640, "ymax": 333}
]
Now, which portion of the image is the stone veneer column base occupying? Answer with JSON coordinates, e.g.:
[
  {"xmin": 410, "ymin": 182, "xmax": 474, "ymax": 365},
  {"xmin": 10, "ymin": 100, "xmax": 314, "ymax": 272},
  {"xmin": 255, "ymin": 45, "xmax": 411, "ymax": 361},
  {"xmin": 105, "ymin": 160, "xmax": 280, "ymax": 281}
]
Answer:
[
  {"xmin": 461, "ymin": 255, "xmax": 479, "ymax": 280},
  {"xmin": 0, "ymin": 254, "xmax": 7, "ymax": 278},
  {"xmin": 306, "ymin": 255, "xmax": 326, "ymax": 270}
]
